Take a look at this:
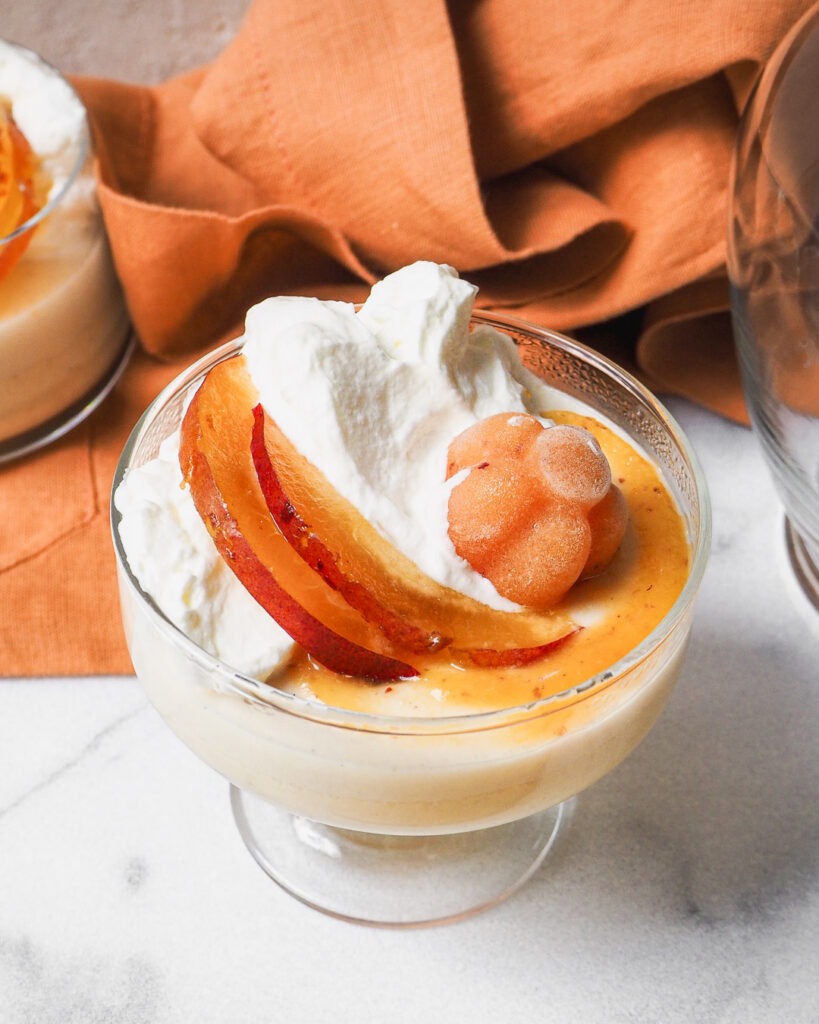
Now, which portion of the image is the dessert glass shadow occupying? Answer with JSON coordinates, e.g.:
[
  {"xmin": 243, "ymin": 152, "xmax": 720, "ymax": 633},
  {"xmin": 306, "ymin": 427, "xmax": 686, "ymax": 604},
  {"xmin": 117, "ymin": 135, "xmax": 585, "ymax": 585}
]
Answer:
[{"xmin": 111, "ymin": 313, "xmax": 710, "ymax": 927}]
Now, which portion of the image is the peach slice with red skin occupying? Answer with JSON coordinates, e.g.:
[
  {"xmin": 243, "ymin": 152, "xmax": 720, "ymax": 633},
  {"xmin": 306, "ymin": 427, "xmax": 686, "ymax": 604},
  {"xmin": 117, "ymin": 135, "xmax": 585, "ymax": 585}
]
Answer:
[
  {"xmin": 250, "ymin": 403, "xmax": 449, "ymax": 655},
  {"xmin": 249, "ymin": 398, "xmax": 578, "ymax": 667},
  {"xmin": 453, "ymin": 627, "xmax": 580, "ymax": 667},
  {"xmin": 180, "ymin": 368, "xmax": 418, "ymax": 681}
]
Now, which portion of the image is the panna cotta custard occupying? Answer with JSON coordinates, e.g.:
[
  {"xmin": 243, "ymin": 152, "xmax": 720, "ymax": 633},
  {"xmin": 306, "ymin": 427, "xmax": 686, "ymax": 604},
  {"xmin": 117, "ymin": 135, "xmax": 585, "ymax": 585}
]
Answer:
[
  {"xmin": 113, "ymin": 263, "xmax": 709, "ymax": 840},
  {"xmin": 0, "ymin": 39, "xmax": 130, "ymax": 459}
]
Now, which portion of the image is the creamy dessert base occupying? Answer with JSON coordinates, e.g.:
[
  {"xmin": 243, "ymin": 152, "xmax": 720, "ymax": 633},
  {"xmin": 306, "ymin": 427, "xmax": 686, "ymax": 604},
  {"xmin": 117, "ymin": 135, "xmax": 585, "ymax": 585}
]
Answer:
[{"xmin": 120, "ymin": 566, "xmax": 691, "ymax": 835}]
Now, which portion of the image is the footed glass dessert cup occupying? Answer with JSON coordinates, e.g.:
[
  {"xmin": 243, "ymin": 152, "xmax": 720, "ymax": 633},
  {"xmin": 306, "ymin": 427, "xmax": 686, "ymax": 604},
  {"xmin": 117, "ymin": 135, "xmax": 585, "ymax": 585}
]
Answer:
[
  {"xmin": 111, "ymin": 313, "xmax": 710, "ymax": 927},
  {"xmin": 728, "ymin": 4, "xmax": 819, "ymax": 610}
]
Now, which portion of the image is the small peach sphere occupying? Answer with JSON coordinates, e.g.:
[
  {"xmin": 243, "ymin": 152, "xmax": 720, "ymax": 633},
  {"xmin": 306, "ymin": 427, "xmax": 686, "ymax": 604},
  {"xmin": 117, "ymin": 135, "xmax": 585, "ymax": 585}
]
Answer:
[
  {"xmin": 582, "ymin": 484, "xmax": 629, "ymax": 579},
  {"xmin": 446, "ymin": 412, "xmax": 544, "ymax": 480},
  {"xmin": 483, "ymin": 504, "xmax": 592, "ymax": 608},
  {"xmin": 447, "ymin": 462, "xmax": 543, "ymax": 551},
  {"xmin": 531, "ymin": 425, "xmax": 611, "ymax": 507}
]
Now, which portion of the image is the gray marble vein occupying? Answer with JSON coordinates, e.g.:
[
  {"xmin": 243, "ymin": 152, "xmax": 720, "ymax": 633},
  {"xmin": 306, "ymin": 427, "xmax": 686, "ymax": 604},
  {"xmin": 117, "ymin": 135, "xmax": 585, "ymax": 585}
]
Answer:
[{"xmin": 0, "ymin": 705, "xmax": 148, "ymax": 823}]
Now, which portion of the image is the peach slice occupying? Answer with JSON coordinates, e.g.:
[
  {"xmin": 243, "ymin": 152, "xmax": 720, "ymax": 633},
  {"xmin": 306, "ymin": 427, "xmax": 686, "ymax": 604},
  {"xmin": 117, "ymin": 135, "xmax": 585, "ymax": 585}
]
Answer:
[
  {"xmin": 451, "ymin": 627, "xmax": 580, "ymax": 667},
  {"xmin": 180, "ymin": 364, "xmax": 418, "ymax": 681},
  {"xmin": 250, "ymin": 403, "xmax": 449, "ymax": 655},
  {"xmin": 0, "ymin": 109, "xmax": 42, "ymax": 282},
  {"xmin": 244, "ymin": 376, "xmax": 576, "ymax": 655}
]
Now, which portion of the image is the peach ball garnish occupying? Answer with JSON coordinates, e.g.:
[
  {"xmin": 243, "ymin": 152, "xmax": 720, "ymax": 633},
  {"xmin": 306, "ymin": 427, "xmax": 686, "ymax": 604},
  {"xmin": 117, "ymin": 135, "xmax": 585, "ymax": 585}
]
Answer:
[{"xmin": 447, "ymin": 413, "xmax": 628, "ymax": 609}]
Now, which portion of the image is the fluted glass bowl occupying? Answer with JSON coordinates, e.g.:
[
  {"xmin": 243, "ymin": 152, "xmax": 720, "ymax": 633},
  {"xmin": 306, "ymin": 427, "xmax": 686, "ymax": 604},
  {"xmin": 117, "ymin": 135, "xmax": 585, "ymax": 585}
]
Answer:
[{"xmin": 111, "ymin": 312, "xmax": 710, "ymax": 926}]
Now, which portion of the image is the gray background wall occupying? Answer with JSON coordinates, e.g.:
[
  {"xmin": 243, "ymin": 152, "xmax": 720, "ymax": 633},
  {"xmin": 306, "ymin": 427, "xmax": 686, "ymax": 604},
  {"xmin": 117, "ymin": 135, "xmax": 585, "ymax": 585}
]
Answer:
[{"xmin": 6, "ymin": 1, "xmax": 252, "ymax": 82}]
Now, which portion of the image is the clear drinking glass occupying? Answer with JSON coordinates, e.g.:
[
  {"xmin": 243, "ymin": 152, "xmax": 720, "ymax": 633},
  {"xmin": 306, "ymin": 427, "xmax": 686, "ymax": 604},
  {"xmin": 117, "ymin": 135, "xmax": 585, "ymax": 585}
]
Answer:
[
  {"xmin": 0, "ymin": 39, "xmax": 132, "ymax": 463},
  {"xmin": 728, "ymin": 4, "xmax": 819, "ymax": 609},
  {"xmin": 111, "ymin": 314, "xmax": 710, "ymax": 927}
]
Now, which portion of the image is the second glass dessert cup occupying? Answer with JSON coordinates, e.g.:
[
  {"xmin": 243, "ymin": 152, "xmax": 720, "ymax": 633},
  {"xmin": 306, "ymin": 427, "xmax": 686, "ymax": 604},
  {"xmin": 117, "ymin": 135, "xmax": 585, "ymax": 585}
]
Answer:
[
  {"xmin": 0, "ymin": 39, "xmax": 133, "ymax": 464},
  {"xmin": 111, "ymin": 313, "xmax": 710, "ymax": 927}
]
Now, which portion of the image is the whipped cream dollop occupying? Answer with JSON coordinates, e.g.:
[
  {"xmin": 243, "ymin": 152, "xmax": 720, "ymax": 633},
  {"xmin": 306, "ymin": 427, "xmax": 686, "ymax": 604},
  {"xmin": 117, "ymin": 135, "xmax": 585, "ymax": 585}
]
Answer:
[
  {"xmin": 0, "ymin": 40, "xmax": 87, "ymax": 204},
  {"xmin": 244, "ymin": 261, "xmax": 559, "ymax": 611},
  {"xmin": 115, "ymin": 435, "xmax": 293, "ymax": 679}
]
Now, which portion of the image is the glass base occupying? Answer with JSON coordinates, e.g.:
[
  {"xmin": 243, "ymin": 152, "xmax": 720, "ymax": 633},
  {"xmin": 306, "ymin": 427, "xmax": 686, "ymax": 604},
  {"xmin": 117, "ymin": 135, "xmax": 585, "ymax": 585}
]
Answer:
[
  {"xmin": 0, "ymin": 331, "xmax": 135, "ymax": 464},
  {"xmin": 785, "ymin": 518, "xmax": 819, "ymax": 613},
  {"xmin": 230, "ymin": 786, "xmax": 572, "ymax": 928}
]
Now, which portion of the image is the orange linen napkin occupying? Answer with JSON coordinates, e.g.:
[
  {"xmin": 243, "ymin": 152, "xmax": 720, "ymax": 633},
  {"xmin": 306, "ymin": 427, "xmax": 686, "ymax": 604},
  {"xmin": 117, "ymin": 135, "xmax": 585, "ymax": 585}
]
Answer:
[{"xmin": 0, "ymin": 0, "xmax": 811, "ymax": 676}]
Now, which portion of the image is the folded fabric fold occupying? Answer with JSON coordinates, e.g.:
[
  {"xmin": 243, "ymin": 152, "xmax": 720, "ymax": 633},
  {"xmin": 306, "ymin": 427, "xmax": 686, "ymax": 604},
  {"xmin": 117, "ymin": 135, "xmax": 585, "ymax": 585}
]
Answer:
[{"xmin": 71, "ymin": 0, "xmax": 812, "ymax": 397}]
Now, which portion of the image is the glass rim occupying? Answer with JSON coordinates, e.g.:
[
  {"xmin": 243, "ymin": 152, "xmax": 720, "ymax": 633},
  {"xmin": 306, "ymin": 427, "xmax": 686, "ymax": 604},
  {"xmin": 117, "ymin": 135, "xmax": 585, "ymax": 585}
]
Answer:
[
  {"xmin": 111, "ymin": 310, "xmax": 711, "ymax": 736},
  {"xmin": 0, "ymin": 38, "xmax": 91, "ymax": 246}
]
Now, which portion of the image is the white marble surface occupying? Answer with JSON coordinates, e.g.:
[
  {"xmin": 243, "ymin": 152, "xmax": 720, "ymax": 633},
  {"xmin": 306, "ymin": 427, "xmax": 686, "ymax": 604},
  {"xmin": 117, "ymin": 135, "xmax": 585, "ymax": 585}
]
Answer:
[{"xmin": 1, "ymin": 399, "xmax": 818, "ymax": 1023}]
